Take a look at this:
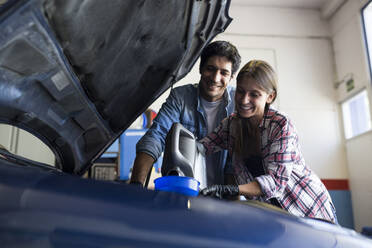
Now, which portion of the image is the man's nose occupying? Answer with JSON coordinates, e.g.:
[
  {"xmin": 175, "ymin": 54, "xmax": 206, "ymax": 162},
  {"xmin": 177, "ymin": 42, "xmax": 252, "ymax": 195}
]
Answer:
[{"xmin": 212, "ymin": 71, "xmax": 222, "ymax": 82}]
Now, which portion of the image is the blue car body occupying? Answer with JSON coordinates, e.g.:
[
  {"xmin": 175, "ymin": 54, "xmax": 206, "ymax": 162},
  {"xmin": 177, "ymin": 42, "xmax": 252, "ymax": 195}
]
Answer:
[
  {"xmin": 0, "ymin": 0, "xmax": 372, "ymax": 247},
  {"xmin": 1, "ymin": 158, "xmax": 372, "ymax": 247}
]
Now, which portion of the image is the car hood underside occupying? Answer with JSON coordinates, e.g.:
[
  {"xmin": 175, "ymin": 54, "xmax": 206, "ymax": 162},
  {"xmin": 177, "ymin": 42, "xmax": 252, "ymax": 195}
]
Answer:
[{"xmin": 0, "ymin": 0, "xmax": 232, "ymax": 174}]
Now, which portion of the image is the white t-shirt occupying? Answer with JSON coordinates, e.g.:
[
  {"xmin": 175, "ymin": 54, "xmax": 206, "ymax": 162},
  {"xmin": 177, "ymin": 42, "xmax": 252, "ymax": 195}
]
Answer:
[
  {"xmin": 200, "ymin": 98, "xmax": 223, "ymax": 134},
  {"xmin": 200, "ymin": 97, "xmax": 224, "ymax": 185}
]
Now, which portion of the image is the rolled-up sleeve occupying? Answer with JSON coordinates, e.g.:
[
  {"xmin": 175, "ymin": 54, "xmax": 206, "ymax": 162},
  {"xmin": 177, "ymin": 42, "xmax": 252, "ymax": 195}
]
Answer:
[
  {"xmin": 256, "ymin": 117, "xmax": 297, "ymax": 200},
  {"xmin": 136, "ymin": 88, "xmax": 182, "ymax": 161}
]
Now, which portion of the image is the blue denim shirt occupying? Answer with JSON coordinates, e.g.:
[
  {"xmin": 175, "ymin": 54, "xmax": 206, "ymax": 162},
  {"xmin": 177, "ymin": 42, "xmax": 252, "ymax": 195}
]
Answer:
[{"xmin": 136, "ymin": 83, "xmax": 235, "ymax": 177}]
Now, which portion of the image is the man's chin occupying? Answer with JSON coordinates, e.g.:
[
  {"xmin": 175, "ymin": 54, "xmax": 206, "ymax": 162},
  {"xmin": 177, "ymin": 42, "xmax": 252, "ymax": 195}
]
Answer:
[
  {"xmin": 204, "ymin": 91, "xmax": 224, "ymax": 101},
  {"xmin": 206, "ymin": 90, "xmax": 218, "ymax": 96}
]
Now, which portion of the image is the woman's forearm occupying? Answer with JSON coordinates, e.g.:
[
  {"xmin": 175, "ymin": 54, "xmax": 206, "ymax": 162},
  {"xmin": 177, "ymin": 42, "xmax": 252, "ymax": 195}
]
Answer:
[{"xmin": 238, "ymin": 181, "xmax": 263, "ymax": 197}]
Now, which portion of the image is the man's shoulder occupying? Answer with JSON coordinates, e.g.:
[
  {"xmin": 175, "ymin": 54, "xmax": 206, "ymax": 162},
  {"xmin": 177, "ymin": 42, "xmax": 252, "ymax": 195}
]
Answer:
[
  {"xmin": 226, "ymin": 85, "xmax": 236, "ymax": 92},
  {"xmin": 170, "ymin": 84, "xmax": 198, "ymax": 100},
  {"xmin": 172, "ymin": 83, "xmax": 198, "ymax": 92},
  {"xmin": 226, "ymin": 85, "xmax": 236, "ymax": 96}
]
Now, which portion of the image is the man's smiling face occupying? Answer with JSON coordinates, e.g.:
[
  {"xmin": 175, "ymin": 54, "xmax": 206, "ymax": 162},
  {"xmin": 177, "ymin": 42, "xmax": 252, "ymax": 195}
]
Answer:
[{"xmin": 199, "ymin": 56, "xmax": 233, "ymax": 102}]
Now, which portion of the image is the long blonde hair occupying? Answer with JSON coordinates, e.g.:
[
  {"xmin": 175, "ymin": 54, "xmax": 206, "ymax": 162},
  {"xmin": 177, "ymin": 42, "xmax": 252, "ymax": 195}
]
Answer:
[{"xmin": 233, "ymin": 60, "xmax": 278, "ymax": 157}]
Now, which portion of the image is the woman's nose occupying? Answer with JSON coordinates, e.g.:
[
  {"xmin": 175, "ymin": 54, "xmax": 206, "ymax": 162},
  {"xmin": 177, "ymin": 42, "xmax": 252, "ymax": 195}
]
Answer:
[{"xmin": 241, "ymin": 93, "xmax": 250, "ymax": 104}]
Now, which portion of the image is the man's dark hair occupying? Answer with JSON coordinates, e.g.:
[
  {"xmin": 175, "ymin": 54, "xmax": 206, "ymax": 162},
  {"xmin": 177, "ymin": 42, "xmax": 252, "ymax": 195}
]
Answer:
[{"xmin": 199, "ymin": 40, "xmax": 241, "ymax": 75}]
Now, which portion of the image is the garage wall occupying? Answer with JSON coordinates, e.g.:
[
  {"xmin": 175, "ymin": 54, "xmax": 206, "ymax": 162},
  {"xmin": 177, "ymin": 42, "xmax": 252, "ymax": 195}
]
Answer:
[
  {"xmin": 329, "ymin": 0, "xmax": 372, "ymax": 232},
  {"xmin": 152, "ymin": 4, "xmax": 348, "ymax": 179}
]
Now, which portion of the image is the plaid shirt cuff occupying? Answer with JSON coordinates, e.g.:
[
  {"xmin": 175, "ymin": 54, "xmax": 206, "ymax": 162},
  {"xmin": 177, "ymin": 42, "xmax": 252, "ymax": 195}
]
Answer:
[{"xmin": 256, "ymin": 175, "xmax": 276, "ymax": 200}]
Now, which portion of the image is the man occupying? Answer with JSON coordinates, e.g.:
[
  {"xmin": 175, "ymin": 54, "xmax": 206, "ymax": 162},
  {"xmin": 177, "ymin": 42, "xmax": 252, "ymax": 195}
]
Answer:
[{"xmin": 130, "ymin": 40, "xmax": 241, "ymax": 187}]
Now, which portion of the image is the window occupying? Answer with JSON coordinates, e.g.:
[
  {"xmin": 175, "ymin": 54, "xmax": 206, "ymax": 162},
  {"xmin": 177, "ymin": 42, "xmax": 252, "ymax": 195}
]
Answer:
[
  {"xmin": 362, "ymin": 1, "xmax": 372, "ymax": 78},
  {"xmin": 341, "ymin": 90, "xmax": 372, "ymax": 139}
]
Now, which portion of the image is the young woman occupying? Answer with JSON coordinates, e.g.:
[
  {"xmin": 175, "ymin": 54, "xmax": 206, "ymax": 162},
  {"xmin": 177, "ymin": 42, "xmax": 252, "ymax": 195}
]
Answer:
[{"xmin": 199, "ymin": 60, "xmax": 337, "ymax": 223}]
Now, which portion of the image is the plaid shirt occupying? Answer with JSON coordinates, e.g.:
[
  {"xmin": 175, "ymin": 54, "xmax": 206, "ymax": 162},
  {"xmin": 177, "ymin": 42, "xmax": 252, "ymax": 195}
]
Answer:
[{"xmin": 200, "ymin": 108, "xmax": 337, "ymax": 223}]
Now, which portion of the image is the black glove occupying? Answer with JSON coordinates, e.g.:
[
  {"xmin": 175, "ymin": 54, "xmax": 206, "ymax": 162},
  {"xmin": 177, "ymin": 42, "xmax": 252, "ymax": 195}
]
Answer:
[{"xmin": 200, "ymin": 185, "xmax": 239, "ymax": 199}]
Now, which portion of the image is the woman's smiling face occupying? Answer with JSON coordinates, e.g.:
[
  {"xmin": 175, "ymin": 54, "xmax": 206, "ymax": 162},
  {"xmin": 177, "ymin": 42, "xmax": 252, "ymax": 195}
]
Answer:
[{"xmin": 235, "ymin": 76, "xmax": 275, "ymax": 119}]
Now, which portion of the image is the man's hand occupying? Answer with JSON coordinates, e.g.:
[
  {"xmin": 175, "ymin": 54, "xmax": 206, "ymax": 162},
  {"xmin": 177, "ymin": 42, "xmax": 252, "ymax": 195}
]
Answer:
[
  {"xmin": 200, "ymin": 185, "xmax": 239, "ymax": 199},
  {"xmin": 130, "ymin": 152, "xmax": 155, "ymax": 187}
]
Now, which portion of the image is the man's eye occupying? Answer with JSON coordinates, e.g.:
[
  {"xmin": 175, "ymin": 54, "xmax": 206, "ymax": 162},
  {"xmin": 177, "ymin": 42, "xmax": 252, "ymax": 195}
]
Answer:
[{"xmin": 221, "ymin": 71, "xmax": 230, "ymax": 77}]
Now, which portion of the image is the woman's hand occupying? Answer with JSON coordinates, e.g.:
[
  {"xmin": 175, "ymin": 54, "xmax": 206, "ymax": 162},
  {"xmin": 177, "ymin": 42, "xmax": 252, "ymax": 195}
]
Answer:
[{"xmin": 238, "ymin": 181, "xmax": 263, "ymax": 198}]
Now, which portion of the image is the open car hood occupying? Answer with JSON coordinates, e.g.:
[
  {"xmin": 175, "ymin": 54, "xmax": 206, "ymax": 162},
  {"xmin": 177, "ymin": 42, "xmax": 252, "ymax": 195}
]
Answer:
[{"xmin": 0, "ymin": 0, "xmax": 232, "ymax": 174}]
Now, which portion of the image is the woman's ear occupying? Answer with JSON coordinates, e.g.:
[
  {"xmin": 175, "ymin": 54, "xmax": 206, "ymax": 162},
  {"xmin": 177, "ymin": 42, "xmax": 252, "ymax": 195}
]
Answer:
[{"xmin": 266, "ymin": 91, "xmax": 276, "ymax": 104}]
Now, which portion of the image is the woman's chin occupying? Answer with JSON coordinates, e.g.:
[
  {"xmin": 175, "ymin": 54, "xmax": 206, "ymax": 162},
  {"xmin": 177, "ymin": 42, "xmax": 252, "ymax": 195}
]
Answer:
[{"xmin": 238, "ymin": 111, "xmax": 252, "ymax": 118}]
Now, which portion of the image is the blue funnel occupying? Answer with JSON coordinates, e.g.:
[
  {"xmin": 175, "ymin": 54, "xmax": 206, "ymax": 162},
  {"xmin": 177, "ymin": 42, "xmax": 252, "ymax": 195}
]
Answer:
[{"xmin": 154, "ymin": 176, "xmax": 200, "ymax": 196}]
